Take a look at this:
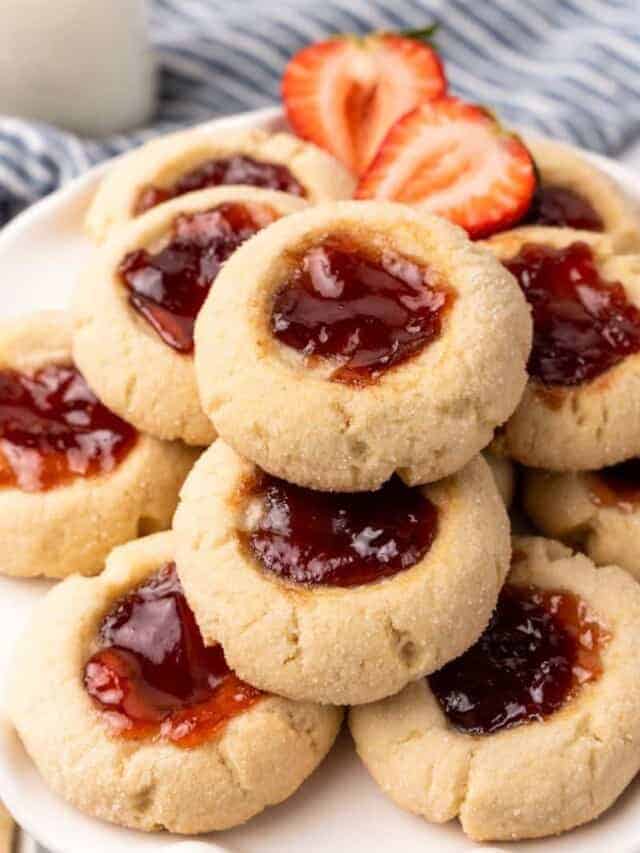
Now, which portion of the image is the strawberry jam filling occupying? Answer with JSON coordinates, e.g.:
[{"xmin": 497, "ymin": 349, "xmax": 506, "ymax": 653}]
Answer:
[
  {"xmin": 429, "ymin": 583, "xmax": 608, "ymax": 735},
  {"xmin": 524, "ymin": 184, "xmax": 604, "ymax": 231},
  {"xmin": 503, "ymin": 241, "xmax": 640, "ymax": 386},
  {"xmin": 589, "ymin": 458, "xmax": 640, "ymax": 510},
  {"xmin": 119, "ymin": 202, "xmax": 279, "ymax": 353},
  {"xmin": 84, "ymin": 563, "xmax": 261, "ymax": 747},
  {"xmin": 246, "ymin": 474, "xmax": 438, "ymax": 587},
  {"xmin": 271, "ymin": 237, "xmax": 454, "ymax": 384},
  {"xmin": 135, "ymin": 155, "xmax": 306, "ymax": 214},
  {"xmin": 0, "ymin": 364, "xmax": 136, "ymax": 492}
]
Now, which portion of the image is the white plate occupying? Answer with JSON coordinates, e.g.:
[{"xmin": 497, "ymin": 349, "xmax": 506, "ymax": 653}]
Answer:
[{"xmin": 1, "ymin": 106, "xmax": 639, "ymax": 853}]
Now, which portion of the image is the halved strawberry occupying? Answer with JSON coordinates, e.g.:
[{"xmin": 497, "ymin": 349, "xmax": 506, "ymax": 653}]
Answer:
[
  {"xmin": 282, "ymin": 32, "xmax": 446, "ymax": 176},
  {"xmin": 355, "ymin": 96, "xmax": 536, "ymax": 239}
]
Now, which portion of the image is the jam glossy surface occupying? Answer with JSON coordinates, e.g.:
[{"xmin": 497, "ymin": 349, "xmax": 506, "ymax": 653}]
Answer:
[
  {"xmin": 120, "ymin": 202, "xmax": 278, "ymax": 353},
  {"xmin": 246, "ymin": 474, "xmax": 438, "ymax": 587},
  {"xmin": 0, "ymin": 365, "xmax": 137, "ymax": 492},
  {"xmin": 504, "ymin": 241, "xmax": 640, "ymax": 386},
  {"xmin": 135, "ymin": 155, "xmax": 306, "ymax": 214},
  {"xmin": 524, "ymin": 184, "xmax": 604, "ymax": 231},
  {"xmin": 84, "ymin": 563, "xmax": 261, "ymax": 747},
  {"xmin": 271, "ymin": 238, "xmax": 454, "ymax": 384},
  {"xmin": 589, "ymin": 457, "xmax": 640, "ymax": 510},
  {"xmin": 429, "ymin": 583, "xmax": 608, "ymax": 735}
]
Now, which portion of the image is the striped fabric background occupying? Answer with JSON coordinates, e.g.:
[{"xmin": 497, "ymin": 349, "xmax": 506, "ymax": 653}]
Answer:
[{"xmin": 1, "ymin": 0, "xmax": 640, "ymax": 225}]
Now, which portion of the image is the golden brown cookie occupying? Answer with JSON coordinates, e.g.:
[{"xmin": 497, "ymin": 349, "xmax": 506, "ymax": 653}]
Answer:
[
  {"xmin": 174, "ymin": 440, "xmax": 510, "ymax": 706},
  {"xmin": 0, "ymin": 312, "xmax": 197, "ymax": 578},
  {"xmin": 485, "ymin": 227, "xmax": 640, "ymax": 470},
  {"xmin": 85, "ymin": 127, "xmax": 354, "ymax": 241},
  {"xmin": 524, "ymin": 461, "xmax": 640, "ymax": 579},
  {"xmin": 523, "ymin": 137, "xmax": 640, "ymax": 250},
  {"xmin": 6, "ymin": 532, "xmax": 342, "ymax": 833},
  {"xmin": 73, "ymin": 186, "xmax": 306, "ymax": 446},
  {"xmin": 350, "ymin": 536, "xmax": 640, "ymax": 842},
  {"xmin": 195, "ymin": 200, "xmax": 532, "ymax": 491}
]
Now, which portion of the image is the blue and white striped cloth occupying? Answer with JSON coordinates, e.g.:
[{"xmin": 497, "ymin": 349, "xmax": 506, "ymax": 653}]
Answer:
[{"xmin": 1, "ymin": 0, "xmax": 640, "ymax": 225}]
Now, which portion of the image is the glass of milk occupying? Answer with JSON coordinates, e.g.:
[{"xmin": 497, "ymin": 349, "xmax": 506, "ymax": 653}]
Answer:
[{"xmin": 0, "ymin": 0, "xmax": 156, "ymax": 136}]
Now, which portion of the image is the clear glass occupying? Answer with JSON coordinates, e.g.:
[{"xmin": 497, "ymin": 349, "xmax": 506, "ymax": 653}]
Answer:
[{"xmin": 0, "ymin": 0, "xmax": 155, "ymax": 136}]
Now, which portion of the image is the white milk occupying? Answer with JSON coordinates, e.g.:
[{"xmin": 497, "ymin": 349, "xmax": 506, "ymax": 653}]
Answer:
[{"xmin": 0, "ymin": 0, "xmax": 155, "ymax": 136}]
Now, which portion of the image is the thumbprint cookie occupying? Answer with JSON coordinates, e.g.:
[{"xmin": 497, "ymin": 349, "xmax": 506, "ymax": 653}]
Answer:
[
  {"xmin": 483, "ymin": 450, "xmax": 515, "ymax": 508},
  {"xmin": 350, "ymin": 537, "xmax": 640, "ymax": 841},
  {"xmin": 524, "ymin": 462, "xmax": 640, "ymax": 580},
  {"xmin": 173, "ymin": 440, "xmax": 510, "ymax": 706},
  {"xmin": 0, "ymin": 312, "xmax": 196, "ymax": 578},
  {"xmin": 73, "ymin": 186, "xmax": 306, "ymax": 446},
  {"xmin": 520, "ymin": 138, "xmax": 640, "ymax": 250},
  {"xmin": 85, "ymin": 127, "xmax": 354, "ymax": 241},
  {"xmin": 485, "ymin": 227, "xmax": 640, "ymax": 470},
  {"xmin": 6, "ymin": 532, "xmax": 342, "ymax": 833},
  {"xmin": 194, "ymin": 201, "xmax": 532, "ymax": 491}
]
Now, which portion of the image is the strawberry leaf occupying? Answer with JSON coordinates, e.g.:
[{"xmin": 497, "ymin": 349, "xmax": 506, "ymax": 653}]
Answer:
[{"xmin": 399, "ymin": 24, "xmax": 439, "ymax": 45}]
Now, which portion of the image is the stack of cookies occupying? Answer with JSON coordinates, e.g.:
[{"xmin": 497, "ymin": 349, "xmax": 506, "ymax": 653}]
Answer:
[{"xmin": 5, "ymin": 81, "xmax": 640, "ymax": 847}]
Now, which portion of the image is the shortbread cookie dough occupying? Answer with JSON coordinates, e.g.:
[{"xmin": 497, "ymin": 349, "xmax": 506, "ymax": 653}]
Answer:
[
  {"xmin": 524, "ymin": 461, "xmax": 640, "ymax": 579},
  {"xmin": 483, "ymin": 450, "xmax": 515, "ymax": 507},
  {"xmin": 174, "ymin": 440, "xmax": 510, "ymax": 706},
  {"xmin": 73, "ymin": 186, "xmax": 306, "ymax": 445},
  {"xmin": 485, "ymin": 227, "xmax": 640, "ymax": 470},
  {"xmin": 0, "ymin": 312, "xmax": 197, "ymax": 578},
  {"xmin": 521, "ymin": 137, "xmax": 640, "ymax": 250},
  {"xmin": 86, "ymin": 127, "xmax": 354, "ymax": 241},
  {"xmin": 350, "ymin": 536, "xmax": 640, "ymax": 842},
  {"xmin": 6, "ymin": 532, "xmax": 342, "ymax": 834},
  {"xmin": 195, "ymin": 201, "xmax": 532, "ymax": 491}
]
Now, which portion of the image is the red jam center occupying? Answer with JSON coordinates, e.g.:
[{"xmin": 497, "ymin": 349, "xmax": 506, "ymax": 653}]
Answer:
[
  {"xmin": 246, "ymin": 474, "xmax": 438, "ymax": 587},
  {"xmin": 84, "ymin": 563, "xmax": 261, "ymax": 747},
  {"xmin": 524, "ymin": 184, "xmax": 604, "ymax": 231},
  {"xmin": 589, "ymin": 457, "xmax": 640, "ymax": 510},
  {"xmin": 119, "ymin": 202, "xmax": 279, "ymax": 353},
  {"xmin": 504, "ymin": 241, "xmax": 640, "ymax": 386},
  {"xmin": 0, "ymin": 364, "xmax": 137, "ymax": 492},
  {"xmin": 135, "ymin": 155, "xmax": 306, "ymax": 214},
  {"xmin": 270, "ymin": 238, "xmax": 454, "ymax": 384},
  {"xmin": 429, "ymin": 584, "xmax": 608, "ymax": 735}
]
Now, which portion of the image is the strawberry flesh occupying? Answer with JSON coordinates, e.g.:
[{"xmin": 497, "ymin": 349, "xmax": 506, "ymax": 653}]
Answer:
[
  {"xmin": 282, "ymin": 34, "xmax": 446, "ymax": 176},
  {"xmin": 355, "ymin": 96, "xmax": 536, "ymax": 239}
]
